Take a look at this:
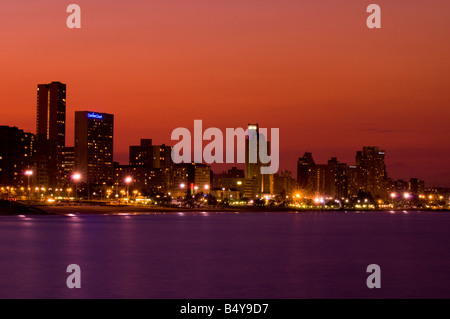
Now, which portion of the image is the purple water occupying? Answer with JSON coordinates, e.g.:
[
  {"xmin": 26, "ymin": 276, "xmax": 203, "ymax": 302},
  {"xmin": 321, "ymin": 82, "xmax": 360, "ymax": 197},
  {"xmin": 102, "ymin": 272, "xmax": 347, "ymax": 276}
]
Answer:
[{"xmin": 0, "ymin": 211, "xmax": 449, "ymax": 299}]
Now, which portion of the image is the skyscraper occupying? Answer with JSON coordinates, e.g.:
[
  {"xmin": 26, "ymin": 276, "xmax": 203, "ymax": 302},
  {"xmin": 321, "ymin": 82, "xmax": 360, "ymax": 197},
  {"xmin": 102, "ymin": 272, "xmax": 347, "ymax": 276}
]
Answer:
[
  {"xmin": 325, "ymin": 157, "xmax": 349, "ymax": 198},
  {"xmin": 244, "ymin": 123, "xmax": 273, "ymax": 197},
  {"xmin": 0, "ymin": 126, "xmax": 35, "ymax": 187},
  {"xmin": 245, "ymin": 124, "xmax": 260, "ymax": 180},
  {"xmin": 75, "ymin": 111, "xmax": 114, "ymax": 188},
  {"xmin": 297, "ymin": 152, "xmax": 315, "ymax": 194},
  {"xmin": 356, "ymin": 146, "xmax": 387, "ymax": 198},
  {"xmin": 36, "ymin": 81, "xmax": 66, "ymax": 187}
]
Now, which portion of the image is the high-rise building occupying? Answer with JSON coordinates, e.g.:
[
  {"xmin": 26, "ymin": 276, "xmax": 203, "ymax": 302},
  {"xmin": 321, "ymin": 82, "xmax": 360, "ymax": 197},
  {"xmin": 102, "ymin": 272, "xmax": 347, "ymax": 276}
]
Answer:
[
  {"xmin": 409, "ymin": 178, "xmax": 425, "ymax": 194},
  {"xmin": 334, "ymin": 162, "xmax": 349, "ymax": 198},
  {"xmin": 325, "ymin": 157, "xmax": 349, "ymax": 198},
  {"xmin": 0, "ymin": 126, "xmax": 35, "ymax": 187},
  {"xmin": 356, "ymin": 146, "xmax": 387, "ymax": 197},
  {"xmin": 113, "ymin": 163, "xmax": 163, "ymax": 195},
  {"xmin": 296, "ymin": 153, "xmax": 349, "ymax": 198},
  {"xmin": 36, "ymin": 81, "xmax": 66, "ymax": 187},
  {"xmin": 75, "ymin": 111, "xmax": 114, "ymax": 188},
  {"xmin": 394, "ymin": 179, "xmax": 409, "ymax": 193},
  {"xmin": 245, "ymin": 124, "xmax": 260, "ymax": 179},
  {"xmin": 297, "ymin": 152, "xmax": 315, "ymax": 194},
  {"xmin": 62, "ymin": 146, "xmax": 75, "ymax": 186},
  {"xmin": 313, "ymin": 164, "xmax": 327, "ymax": 195},
  {"xmin": 274, "ymin": 170, "xmax": 296, "ymax": 197},
  {"xmin": 130, "ymin": 139, "xmax": 153, "ymax": 167},
  {"xmin": 244, "ymin": 123, "xmax": 273, "ymax": 197},
  {"xmin": 153, "ymin": 143, "xmax": 173, "ymax": 190},
  {"xmin": 347, "ymin": 165, "xmax": 360, "ymax": 196},
  {"xmin": 129, "ymin": 139, "xmax": 174, "ymax": 190}
]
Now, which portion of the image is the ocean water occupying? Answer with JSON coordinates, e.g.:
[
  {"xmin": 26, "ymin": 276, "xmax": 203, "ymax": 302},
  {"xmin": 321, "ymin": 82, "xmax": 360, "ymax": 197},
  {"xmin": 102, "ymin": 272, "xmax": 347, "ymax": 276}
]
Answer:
[{"xmin": 0, "ymin": 211, "xmax": 449, "ymax": 299}]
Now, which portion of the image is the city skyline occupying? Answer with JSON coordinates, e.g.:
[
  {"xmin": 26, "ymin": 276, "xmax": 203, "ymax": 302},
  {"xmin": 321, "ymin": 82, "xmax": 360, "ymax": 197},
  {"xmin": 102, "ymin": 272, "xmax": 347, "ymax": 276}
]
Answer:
[
  {"xmin": 0, "ymin": 1, "xmax": 449, "ymax": 186},
  {"xmin": 0, "ymin": 84, "xmax": 445, "ymax": 197},
  {"xmin": 2, "ymin": 1, "xmax": 450, "ymax": 303},
  {"xmin": 0, "ymin": 82, "xmax": 449, "ymax": 189}
]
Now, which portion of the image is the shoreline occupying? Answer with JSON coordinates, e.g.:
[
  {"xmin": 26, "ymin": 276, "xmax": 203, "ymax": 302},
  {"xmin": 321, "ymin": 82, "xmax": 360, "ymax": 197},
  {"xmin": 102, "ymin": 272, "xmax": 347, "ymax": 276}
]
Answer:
[{"xmin": 0, "ymin": 201, "xmax": 448, "ymax": 216}]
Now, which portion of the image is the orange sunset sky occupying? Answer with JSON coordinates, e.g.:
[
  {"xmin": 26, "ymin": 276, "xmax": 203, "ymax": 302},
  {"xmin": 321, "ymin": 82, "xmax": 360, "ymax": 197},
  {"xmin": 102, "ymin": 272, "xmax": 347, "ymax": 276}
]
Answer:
[{"xmin": 0, "ymin": 0, "xmax": 449, "ymax": 186}]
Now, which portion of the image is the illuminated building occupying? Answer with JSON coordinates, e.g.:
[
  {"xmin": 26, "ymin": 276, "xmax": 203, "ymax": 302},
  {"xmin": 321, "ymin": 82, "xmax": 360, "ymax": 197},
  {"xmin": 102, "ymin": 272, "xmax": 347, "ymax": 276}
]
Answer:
[
  {"xmin": 130, "ymin": 139, "xmax": 153, "ymax": 167},
  {"xmin": 36, "ymin": 81, "xmax": 66, "ymax": 187},
  {"xmin": 75, "ymin": 111, "xmax": 114, "ymax": 188},
  {"xmin": 297, "ymin": 152, "xmax": 315, "ymax": 194},
  {"xmin": 244, "ymin": 123, "xmax": 273, "ymax": 197},
  {"xmin": 296, "ymin": 154, "xmax": 349, "ymax": 198},
  {"xmin": 62, "ymin": 147, "xmax": 75, "ymax": 186},
  {"xmin": 0, "ymin": 126, "xmax": 35, "ymax": 187},
  {"xmin": 347, "ymin": 165, "xmax": 360, "ymax": 196},
  {"xmin": 313, "ymin": 164, "xmax": 327, "ymax": 195},
  {"xmin": 129, "ymin": 139, "xmax": 174, "ymax": 190},
  {"xmin": 113, "ymin": 163, "xmax": 163, "ymax": 194},
  {"xmin": 325, "ymin": 157, "xmax": 349, "ymax": 198},
  {"xmin": 356, "ymin": 146, "xmax": 387, "ymax": 197}
]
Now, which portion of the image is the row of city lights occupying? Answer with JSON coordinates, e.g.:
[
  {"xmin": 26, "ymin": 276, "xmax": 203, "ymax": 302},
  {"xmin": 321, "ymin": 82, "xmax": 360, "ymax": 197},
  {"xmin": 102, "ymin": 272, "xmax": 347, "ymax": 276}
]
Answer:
[
  {"xmin": 24, "ymin": 170, "xmax": 134, "ymax": 185},
  {"xmin": 390, "ymin": 192, "xmax": 444, "ymax": 200},
  {"xmin": 179, "ymin": 183, "xmax": 209, "ymax": 190},
  {"xmin": 10, "ymin": 170, "xmax": 448, "ymax": 204}
]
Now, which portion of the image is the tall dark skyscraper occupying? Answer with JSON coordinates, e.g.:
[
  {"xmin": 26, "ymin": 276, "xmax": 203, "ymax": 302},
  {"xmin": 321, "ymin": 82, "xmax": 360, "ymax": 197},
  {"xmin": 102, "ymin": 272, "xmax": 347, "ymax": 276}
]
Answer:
[
  {"xmin": 36, "ymin": 81, "xmax": 66, "ymax": 187},
  {"xmin": 356, "ymin": 146, "xmax": 387, "ymax": 197},
  {"xmin": 297, "ymin": 152, "xmax": 315, "ymax": 193},
  {"xmin": 75, "ymin": 111, "xmax": 114, "ymax": 188},
  {"xmin": 325, "ymin": 157, "xmax": 349, "ymax": 198},
  {"xmin": 0, "ymin": 126, "xmax": 35, "ymax": 187}
]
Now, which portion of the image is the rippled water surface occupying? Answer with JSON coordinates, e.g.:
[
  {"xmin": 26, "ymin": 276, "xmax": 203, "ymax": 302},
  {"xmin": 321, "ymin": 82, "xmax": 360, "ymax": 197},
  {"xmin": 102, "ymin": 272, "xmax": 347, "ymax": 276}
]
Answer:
[{"xmin": 0, "ymin": 211, "xmax": 449, "ymax": 298}]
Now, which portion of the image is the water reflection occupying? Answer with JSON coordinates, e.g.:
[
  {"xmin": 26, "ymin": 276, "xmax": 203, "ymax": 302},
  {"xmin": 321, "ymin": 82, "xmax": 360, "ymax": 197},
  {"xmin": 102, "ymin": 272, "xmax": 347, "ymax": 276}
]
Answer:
[{"xmin": 0, "ymin": 211, "xmax": 449, "ymax": 298}]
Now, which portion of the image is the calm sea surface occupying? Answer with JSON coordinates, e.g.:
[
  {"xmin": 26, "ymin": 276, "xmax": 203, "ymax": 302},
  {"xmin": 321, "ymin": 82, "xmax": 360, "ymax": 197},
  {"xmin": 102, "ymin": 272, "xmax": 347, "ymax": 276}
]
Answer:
[{"xmin": 0, "ymin": 211, "xmax": 449, "ymax": 299}]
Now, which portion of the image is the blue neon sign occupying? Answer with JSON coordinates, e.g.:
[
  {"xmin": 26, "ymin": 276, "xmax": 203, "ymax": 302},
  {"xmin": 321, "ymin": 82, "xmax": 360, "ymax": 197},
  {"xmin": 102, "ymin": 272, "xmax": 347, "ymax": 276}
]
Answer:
[{"xmin": 87, "ymin": 112, "xmax": 103, "ymax": 119}]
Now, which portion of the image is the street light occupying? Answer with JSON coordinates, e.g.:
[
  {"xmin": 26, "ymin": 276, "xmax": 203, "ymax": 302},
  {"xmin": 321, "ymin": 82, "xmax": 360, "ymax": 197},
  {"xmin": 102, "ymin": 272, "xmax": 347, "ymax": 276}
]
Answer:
[
  {"xmin": 125, "ymin": 176, "xmax": 133, "ymax": 203},
  {"xmin": 72, "ymin": 173, "xmax": 81, "ymax": 199},
  {"xmin": 25, "ymin": 170, "xmax": 33, "ymax": 198},
  {"xmin": 25, "ymin": 170, "xmax": 33, "ymax": 186}
]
